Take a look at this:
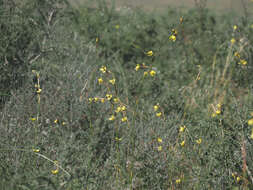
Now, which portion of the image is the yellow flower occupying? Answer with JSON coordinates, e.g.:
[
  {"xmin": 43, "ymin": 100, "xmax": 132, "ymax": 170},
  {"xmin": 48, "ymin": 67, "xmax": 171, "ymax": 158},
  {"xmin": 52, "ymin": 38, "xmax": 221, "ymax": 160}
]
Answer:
[
  {"xmin": 89, "ymin": 98, "xmax": 93, "ymax": 103},
  {"xmin": 96, "ymin": 37, "xmax": 99, "ymax": 43},
  {"xmin": 51, "ymin": 169, "xmax": 59, "ymax": 175},
  {"xmin": 233, "ymin": 25, "xmax": 237, "ymax": 31},
  {"xmin": 115, "ymin": 137, "xmax": 122, "ymax": 141},
  {"xmin": 157, "ymin": 137, "xmax": 162, "ymax": 143},
  {"xmin": 153, "ymin": 104, "xmax": 159, "ymax": 111},
  {"xmin": 94, "ymin": 97, "xmax": 99, "ymax": 102},
  {"xmin": 121, "ymin": 105, "xmax": 126, "ymax": 111},
  {"xmin": 216, "ymin": 110, "xmax": 221, "ymax": 115},
  {"xmin": 30, "ymin": 117, "xmax": 36, "ymax": 121},
  {"xmin": 54, "ymin": 119, "xmax": 58, "ymax": 124},
  {"xmin": 240, "ymin": 59, "xmax": 247, "ymax": 65},
  {"xmin": 169, "ymin": 35, "xmax": 176, "ymax": 42},
  {"xmin": 115, "ymin": 105, "xmax": 126, "ymax": 113},
  {"xmin": 115, "ymin": 25, "xmax": 120, "ymax": 29},
  {"xmin": 106, "ymin": 94, "xmax": 112, "ymax": 100},
  {"xmin": 179, "ymin": 126, "xmax": 186, "ymax": 133},
  {"xmin": 32, "ymin": 148, "xmax": 40, "ymax": 153},
  {"xmin": 217, "ymin": 103, "xmax": 222, "ymax": 108},
  {"xmin": 196, "ymin": 138, "xmax": 202, "ymax": 144},
  {"xmin": 135, "ymin": 64, "xmax": 140, "ymax": 71},
  {"xmin": 109, "ymin": 115, "xmax": 115, "ymax": 121},
  {"xmin": 231, "ymin": 38, "xmax": 236, "ymax": 44},
  {"xmin": 100, "ymin": 66, "xmax": 107, "ymax": 73},
  {"xmin": 98, "ymin": 78, "xmax": 103, "ymax": 84},
  {"xmin": 115, "ymin": 106, "xmax": 121, "ymax": 113},
  {"xmin": 36, "ymin": 88, "xmax": 42, "ymax": 94},
  {"xmin": 234, "ymin": 52, "xmax": 240, "ymax": 58},
  {"xmin": 143, "ymin": 71, "xmax": 148, "ymax": 76},
  {"xmin": 157, "ymin": 146, "xmax": 162, "ymax": 151},
  {"xmin": 172, "ymin": 29, "xmax": 178, "ymax": 35},
  {"xmin": 150, "ymin": 70, "xmax": 156, "ymax": 77},
  {"xmin": 180, "ymin": 140, "xmax": 185, "ymax": 147},
  {"xmin": 109, "ymin": 78, "xmax": 116, "ymax": 85},
  {"xmin": 62, "ymin": 122, "xmax": 66, "ymax": 126},
  {"xmin": 248, "ymin": 118, "xmax": 253, "ymax": 126},
  {"xmin": 113, "ymin": 98, "xmax": 119, "ymax": 103},
  {"xmin": 100, "ymin": 98, "xmax": 105, "ymax": 103},
  {"xmin": 121, "ymin": 117, "xmax": 127, "ymax": 122},
  {"xmin": 176, "ymin": 178, "xmax": 181, "ymax": 184},
  {"xmin": 212, "ymin": 113, "xmax": 216, "ymax": 117},
  {"xmin": 232, "ymin": 172, "xmax": 236, "ymax": 178},
  {"xmin": 146, "ymin": 51, "xmax": 153, "ymax": 56},
  {"xmin": 156, "ymin": 112, "xmax": 162, "ymax": 117},
  {"xmin": 236, "ymin": 176, "xmax": 240, "ymax": 182}
]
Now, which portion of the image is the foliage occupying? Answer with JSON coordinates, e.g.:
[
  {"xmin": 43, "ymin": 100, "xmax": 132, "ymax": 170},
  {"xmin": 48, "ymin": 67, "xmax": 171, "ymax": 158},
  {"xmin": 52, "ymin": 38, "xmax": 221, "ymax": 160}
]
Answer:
[{"xmin": 0, "ymin": 0, "xmax": 253, "ymax": 189}]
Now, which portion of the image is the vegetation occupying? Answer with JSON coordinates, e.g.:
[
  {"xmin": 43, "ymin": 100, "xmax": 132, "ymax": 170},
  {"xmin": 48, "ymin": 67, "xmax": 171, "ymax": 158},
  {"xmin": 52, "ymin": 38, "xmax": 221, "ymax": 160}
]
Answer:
[{"xmin": 0, "ymin": 0, "xmax": 253, "ymax": 189}]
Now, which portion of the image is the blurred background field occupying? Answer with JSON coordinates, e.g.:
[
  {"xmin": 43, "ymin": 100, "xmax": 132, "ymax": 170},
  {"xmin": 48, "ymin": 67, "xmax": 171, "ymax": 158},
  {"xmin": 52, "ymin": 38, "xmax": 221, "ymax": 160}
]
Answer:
[
  {"xmin": 0, "ymin": 0, "xmax": 253, "ymax": 189},
  {"xmin": 72, "ymin": 0, "xmax": 253, "ymax": 14}
]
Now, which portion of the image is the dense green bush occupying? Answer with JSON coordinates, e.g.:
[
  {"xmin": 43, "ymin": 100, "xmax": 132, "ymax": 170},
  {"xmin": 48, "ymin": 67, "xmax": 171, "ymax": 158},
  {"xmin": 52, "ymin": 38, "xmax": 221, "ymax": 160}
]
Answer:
[{"xmin": 0, "ymin": 0, "xmax": 73, "ymax": 107}]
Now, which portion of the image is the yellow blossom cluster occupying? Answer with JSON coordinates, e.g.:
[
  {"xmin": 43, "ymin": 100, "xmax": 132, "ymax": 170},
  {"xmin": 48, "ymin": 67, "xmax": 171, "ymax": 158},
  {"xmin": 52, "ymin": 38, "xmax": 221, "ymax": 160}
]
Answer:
[
  {"xmin": 32, "ymin": 70, "xmax": 42, "ymax": 104},
  {"xmin": 212, "ymin": 103, "xmax": 222, "ymax": 117},
  {"xmin": 51, "ymin": 160, "xmax": 59, "ymax": 175},
  {"xmin": 232, "ymin": 172, "xmax": 241, "ymax": 183},
  {"xmin": 146, "ymin": 50, "xmax": 153, "ymax": 56},
  {"xmin": 169, "ymin": 28, "xmax": 178, "ymax": 42},
  {"xmin": 89, "ymin": 97, "xmax": 106, "ymax": 103},
  {"xmin": 157, "ymin": 146, "xmax": 162, "ymax": 151},
  {"xmin": 135, "ymin": 62, "xmax": 156, "ymax": 77},
  {"xmin": 157, "ymin": 137, "xmax": 163, "ymax": 151},
  {"xmin": 234, "ymin": 52, "xmax": 247, "ymax": 65},
  {"xmin": 153, "ymin": 104, "xmax": 162, "ymax": 117},
  {"xmin": 94, "ymin": 66, "xmax": 129, "ymax": 124},
  {"xmin": 106, "ymin": 94, "xmax": 112, "ymax": 100},
  {"xmin": 115, "ymin": 24, "xmax": 120, "ymax": 29},
  {"xmin": 231, "ymin": 38, "xmax": 236, "ymax": 44},
  {"xmin": 115, "ymin": 137, "xmax": 122, "ymax": 141},
  {"xmin": 178, "ymin": 125, "xmax": 186, "ymax": 147},
  {"xmin": 175, "ymin": 178, "xmax": 181, "ymax": 184},
  {"xmin": 179, "ymin": 125, "xmax": 186, "ymax": 133},
  {"xmin": 196, "ymin": 138, "xmax": 202, "ymax": 144},
  {"xmin": 121, "ymin": 116, "xmax": 127, "ymax": 122},
  {"xmin": 115, "ymin": 105, "xmax": 126, "ymax": 113},
  {"xmin": 180, "ymin": 140, "xmax": 185, "ymax": 147},
  {"xmin": 32, "ymin": 148, "xmax": 40, "ymax": 153},
  {"xmin": 149, "ymin": 70, "xmax": 156, "ymax": 77},
  {"xmin": 108, "ymin": 104, "xmax": 128, "ymax": 122},
  {"xmin": 98, "ymin": 66, "xmax": 116, "ymax": 85},
  {"xmin": 30, "ymin": 117, "xmax": 37, "ymax": 121},
  {"xmin": 100, "ymin": 66, "xmax": 107, "ymax": 73}
]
